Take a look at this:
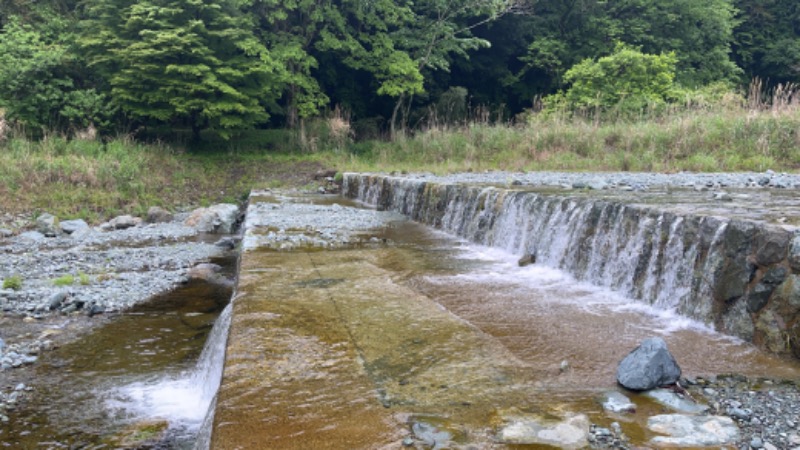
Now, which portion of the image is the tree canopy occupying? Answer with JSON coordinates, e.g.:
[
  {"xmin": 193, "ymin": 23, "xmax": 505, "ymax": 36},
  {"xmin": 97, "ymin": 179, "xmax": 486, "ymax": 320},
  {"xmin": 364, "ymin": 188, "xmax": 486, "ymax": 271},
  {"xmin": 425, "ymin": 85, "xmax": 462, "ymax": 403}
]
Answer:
[{"xmin": 0, "ymin": 0, "xmax": 797, "ymax": 138}]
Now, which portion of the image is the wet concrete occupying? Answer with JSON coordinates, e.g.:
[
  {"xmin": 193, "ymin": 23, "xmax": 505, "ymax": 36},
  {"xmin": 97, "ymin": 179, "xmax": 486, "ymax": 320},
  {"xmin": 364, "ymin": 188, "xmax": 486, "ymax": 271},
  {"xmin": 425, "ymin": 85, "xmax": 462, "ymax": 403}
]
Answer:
[{"xmin": 211, "ymin": 193, "xmax": 800, "ymax": 449}]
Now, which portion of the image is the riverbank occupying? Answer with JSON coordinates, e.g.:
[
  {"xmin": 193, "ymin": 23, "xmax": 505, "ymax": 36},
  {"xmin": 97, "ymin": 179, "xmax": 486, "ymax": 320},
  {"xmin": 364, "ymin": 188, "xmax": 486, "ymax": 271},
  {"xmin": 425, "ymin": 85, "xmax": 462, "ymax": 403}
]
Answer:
[{"xmin": 0, "ymin": 205, "xmax": 242, "ymax": 431}]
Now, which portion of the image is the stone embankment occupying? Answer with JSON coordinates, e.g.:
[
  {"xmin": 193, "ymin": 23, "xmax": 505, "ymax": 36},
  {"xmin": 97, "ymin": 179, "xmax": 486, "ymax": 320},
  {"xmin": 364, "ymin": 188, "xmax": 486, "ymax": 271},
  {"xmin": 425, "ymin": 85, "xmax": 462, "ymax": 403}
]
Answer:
[
  {"xmin": 343, "ymin": 171, "xmax": 800, "ymax": 359},
  {"xmin": 0, "ymin": 204, "xmax": 241, "ymax": 422}
]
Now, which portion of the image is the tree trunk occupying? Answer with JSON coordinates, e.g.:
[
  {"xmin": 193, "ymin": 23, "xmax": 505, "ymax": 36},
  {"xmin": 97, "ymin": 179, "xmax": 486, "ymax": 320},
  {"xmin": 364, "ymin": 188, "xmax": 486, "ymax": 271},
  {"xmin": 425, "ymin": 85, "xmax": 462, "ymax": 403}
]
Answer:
[{"xmin": 390, "ymin": 95, "xmax": 405, "ymax": 140}]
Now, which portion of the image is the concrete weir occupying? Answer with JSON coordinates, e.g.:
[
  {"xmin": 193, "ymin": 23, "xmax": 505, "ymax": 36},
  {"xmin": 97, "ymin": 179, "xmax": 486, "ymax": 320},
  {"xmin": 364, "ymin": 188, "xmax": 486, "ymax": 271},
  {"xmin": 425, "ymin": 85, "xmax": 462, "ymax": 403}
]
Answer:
[
  {"xmin": 209, "ymin": 192, "xmax": 551, "ymax": 448},
  {"xmin": 207, "ymin": 180, "xmax": 800, "ymax": 449},
  {"xmin": 342, "ymin": 173, "xmax": 800, "ymax": 357}
]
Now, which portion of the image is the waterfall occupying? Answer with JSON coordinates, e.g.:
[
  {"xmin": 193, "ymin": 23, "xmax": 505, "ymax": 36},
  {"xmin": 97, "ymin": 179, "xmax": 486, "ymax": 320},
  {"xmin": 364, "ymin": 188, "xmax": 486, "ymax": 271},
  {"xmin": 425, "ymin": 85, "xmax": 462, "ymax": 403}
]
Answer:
[
  {"xmin": 343, "ymin": 174, "xmax": 800, "ymax": 349},
  {"xmin": 105, "ymin": 302, "xmax": 233, "ymax": 446},
  {"xmin": 192, "ymin": 301, "xmax": 233, "ymax": 413}
]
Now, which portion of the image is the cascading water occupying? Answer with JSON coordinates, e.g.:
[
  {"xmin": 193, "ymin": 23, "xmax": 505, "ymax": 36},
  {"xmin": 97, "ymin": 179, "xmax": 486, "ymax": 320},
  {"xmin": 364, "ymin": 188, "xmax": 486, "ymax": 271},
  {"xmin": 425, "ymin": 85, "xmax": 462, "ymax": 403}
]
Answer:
[
  {"xmin": 343, "ymin": 174, "xmax": 800, "ymax": 352},
  {"xmin": 108, "ymin": 301, "xmax": 233, "ymax": 445}
]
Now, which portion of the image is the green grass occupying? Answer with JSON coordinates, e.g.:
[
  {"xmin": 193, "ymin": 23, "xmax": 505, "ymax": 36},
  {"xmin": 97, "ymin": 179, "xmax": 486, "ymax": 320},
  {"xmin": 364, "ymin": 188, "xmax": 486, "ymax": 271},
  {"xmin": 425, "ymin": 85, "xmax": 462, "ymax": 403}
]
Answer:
[
  {"xmin": 2, "ymin": 275, "xmax": 22, "ymax": 290},
  {"xmin": 351, "ymin": 108, "xmax": 800, "ymax": 174},
  {"xmin": 53, "ymin": 274, "xmax": 75, "ymax": 286},
  {"xmin": 2, "ymin": 104, "xmax": 799, "ymax": 224}
]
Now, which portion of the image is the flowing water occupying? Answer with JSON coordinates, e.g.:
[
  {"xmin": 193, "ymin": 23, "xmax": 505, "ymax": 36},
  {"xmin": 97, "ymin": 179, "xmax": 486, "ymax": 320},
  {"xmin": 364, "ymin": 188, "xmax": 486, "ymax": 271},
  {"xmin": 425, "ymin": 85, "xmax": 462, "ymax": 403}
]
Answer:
[
  {"xmin": 210, "ymin": 193, "xmax": 800, "ymax": 448},
  {"xmin": 0, "ymin": 256, "xmax": 234, "ymax": 449},
  {"xmin": 4, "ymin": 190, "xmax": 800, "ymax": 448}
]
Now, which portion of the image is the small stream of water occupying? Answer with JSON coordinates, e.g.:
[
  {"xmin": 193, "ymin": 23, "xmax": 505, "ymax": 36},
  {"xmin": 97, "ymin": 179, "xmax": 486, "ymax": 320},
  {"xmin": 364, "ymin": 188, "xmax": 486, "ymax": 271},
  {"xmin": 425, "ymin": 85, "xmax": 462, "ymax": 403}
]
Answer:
[{"xmin": 0, "ymin": 256, "xmax": 234, "ymax": 449}]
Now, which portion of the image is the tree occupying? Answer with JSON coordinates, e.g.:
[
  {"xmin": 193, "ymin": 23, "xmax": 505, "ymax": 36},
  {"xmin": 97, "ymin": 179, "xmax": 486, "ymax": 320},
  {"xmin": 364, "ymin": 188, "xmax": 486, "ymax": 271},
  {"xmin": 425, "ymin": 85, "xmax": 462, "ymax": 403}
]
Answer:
[
  {"xmin": 81, "ymin": 0, "xmax": 280, "ymax": 140},
  {"xmin": 382, "ymin": 0, "xmax": 522, "ymax": 135},
  {"xmin": 0, "ymin": 14, "xmax": 111, "ymax": 132},
  {"xmin": 545, "ymin": 44, "xmax": 679, "ymax": 114},
  {"xmin": 602, "ymin": 0, "xmax": 740, "ymax": 86},
  {"xmin": 733, "ymin": 0, "xmax": 800, "ymax": 84}
]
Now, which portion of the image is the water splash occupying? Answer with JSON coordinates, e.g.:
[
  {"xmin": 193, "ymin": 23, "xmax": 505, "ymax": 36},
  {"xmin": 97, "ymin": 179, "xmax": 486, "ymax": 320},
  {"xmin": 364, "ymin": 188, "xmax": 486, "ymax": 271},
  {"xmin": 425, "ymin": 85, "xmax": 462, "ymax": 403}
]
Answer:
[{"xmin": 106, "ymin": 302, "xmax": 232, "ymax": 437}]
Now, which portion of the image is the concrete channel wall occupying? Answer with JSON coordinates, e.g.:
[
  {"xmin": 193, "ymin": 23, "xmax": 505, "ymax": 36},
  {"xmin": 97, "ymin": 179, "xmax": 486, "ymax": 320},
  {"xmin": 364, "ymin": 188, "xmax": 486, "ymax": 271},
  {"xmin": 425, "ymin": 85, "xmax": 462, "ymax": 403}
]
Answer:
[{"xmin": 343, "ymin": 173, "xmax": 800, "ymax": 358}]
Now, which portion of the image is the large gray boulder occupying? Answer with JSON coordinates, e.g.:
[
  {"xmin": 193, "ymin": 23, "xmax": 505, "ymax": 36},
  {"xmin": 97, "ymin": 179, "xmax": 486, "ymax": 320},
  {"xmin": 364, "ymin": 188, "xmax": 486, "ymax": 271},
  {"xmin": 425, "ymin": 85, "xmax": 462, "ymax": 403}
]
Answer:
[
  {"xmin": 60, "ymin": 219, "xmax": 89, "ymax": 235},
  {"xmin": 184, "ymin": 204, "xmax": 239, "ymax": 234},
  {"xmin": 616, "ymin": 337, "xmax": 681, "ymax": 391}
]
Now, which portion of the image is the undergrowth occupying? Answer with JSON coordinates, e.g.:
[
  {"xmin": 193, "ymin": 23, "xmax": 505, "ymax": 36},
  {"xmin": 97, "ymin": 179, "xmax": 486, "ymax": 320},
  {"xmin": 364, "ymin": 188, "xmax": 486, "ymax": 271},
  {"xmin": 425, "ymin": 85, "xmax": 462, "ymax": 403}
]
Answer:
[{"xmin": 2, "ymin": 95, "xmax": 800, "ymax": 223}]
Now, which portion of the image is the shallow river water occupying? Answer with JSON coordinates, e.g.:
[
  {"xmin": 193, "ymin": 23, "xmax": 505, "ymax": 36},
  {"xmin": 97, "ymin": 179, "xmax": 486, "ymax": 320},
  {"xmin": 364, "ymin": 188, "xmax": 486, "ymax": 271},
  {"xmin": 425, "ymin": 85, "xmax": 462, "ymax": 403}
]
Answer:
[
  {"xmin": 212, "ymin": 194, "xmax": 800, "ymax": 448},
  {"xmin": 0, "ymin": 256, "xmax": 234, "ymax": 449},
  {"xmin": 3, "ymin": 194, "xmax": 800, "ymax": 449}
]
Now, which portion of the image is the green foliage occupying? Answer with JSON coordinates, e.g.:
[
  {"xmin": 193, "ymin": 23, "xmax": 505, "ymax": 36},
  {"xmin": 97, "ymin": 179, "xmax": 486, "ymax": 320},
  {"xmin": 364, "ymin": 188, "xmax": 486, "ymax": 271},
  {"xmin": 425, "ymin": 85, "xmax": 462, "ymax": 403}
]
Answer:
[
  {"xmin": 81, "ymin": 0, "xmax": 279, "ymax": 139},
  {"xmin": 79, "ymin": 272, "xmax": 91, "ymax": 285},
  {"xmin": 0, "ymin": 15, "xmax": 112, "ymax": 132},
  {"xmin": 3, "ymin": 275, "xmax": 22, "ymax": 290},
  {"xmin": 544, "ymin": 45, "xmax": 679, "ymax": 115},
  {"xmin": 733, "ymin": 0, "xmax": 800, "ymax": 84}
]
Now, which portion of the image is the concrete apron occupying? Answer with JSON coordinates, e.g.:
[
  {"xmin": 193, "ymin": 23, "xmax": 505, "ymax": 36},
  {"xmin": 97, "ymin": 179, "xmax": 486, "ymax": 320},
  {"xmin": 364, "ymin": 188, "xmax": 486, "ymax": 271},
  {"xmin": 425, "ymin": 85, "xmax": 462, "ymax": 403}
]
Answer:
[
  {"xmin": 210, "ymin": 193, "xmax": 559, "ymax": 449},
  {"xmin": 211, "ymin": 245, "xmax": 553, "ymax": 449}
]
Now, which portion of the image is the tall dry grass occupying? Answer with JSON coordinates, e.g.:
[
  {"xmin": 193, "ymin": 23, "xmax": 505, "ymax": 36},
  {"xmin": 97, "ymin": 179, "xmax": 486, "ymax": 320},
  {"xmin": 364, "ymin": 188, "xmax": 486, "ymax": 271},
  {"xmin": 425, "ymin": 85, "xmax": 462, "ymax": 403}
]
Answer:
[{"xmin": 346, "ymin": 81, "xmax": 800, "ymax": 174}]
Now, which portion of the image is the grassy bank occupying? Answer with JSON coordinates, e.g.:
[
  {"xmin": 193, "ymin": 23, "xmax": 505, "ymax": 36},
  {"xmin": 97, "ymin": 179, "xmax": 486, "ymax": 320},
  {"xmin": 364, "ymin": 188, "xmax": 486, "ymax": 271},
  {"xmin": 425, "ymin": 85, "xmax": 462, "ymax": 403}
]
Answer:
[
  {"xmin": 2, "ymin": 105, "xmax": 799, "ymax": 223},
  {"xmin": 0, "ymin": 134, "xmax": 332, "ymax": 222},
  {"xmin": 357, "ymin": 107, "xmax": 800, "ymax": 173}
]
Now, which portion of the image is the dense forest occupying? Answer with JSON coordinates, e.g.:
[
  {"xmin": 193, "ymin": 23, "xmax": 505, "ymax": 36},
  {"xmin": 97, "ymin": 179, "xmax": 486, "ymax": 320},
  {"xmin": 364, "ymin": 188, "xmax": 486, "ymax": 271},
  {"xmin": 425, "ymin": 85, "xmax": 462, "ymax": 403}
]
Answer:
[{"xmin": 1, "ymin": 0, "xmax": 799, "ymax": 140}]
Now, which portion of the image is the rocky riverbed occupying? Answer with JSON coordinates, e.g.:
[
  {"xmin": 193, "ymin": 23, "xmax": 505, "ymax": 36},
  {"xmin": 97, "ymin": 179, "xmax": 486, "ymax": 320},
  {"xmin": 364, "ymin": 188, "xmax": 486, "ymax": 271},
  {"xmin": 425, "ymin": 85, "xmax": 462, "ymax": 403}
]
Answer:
[
  {"xmin": 587, "ymin": 374, "xmax": 800, "ymax": 450},
  {"xmin": 0, "ymin": 204, "xmax": 242, "ymax": 428},
  {"xmin": 4, "ymin": 175, "xmax": 800, "ymax": 448}
]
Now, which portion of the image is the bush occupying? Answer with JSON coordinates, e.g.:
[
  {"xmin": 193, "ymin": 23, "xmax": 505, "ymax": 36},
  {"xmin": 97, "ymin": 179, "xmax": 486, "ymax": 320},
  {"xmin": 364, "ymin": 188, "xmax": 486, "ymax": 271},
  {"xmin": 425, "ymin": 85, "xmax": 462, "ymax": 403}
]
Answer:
[{"xmin": 544, "ymin": 43, "xmax": 679, "ymax": 116}]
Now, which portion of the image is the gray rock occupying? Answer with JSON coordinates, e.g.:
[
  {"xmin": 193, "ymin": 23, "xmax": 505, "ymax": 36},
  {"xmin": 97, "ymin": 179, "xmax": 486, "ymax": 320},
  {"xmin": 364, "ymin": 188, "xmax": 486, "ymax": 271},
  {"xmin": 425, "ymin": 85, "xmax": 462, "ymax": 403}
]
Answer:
[
  {"xmin": 48, "ymin": 291, "xmax": 68, "ymax": 310},
  {"xmin": 188, "ymin": 263, "xmax": 222, "ymax": 281},
  {"xmin": 497, "ymin": 413, "xmax": 589, "ymax": 449},
  {"xmin": 17, "ymin": 231, "xmax": 45, "ymax": 242},
  {"xmin": 751, "ymin": 436, "xmax": 764, "ymax": 448},
  {"xmin": 712, "ymin": 192, "xmax": 733, "ymax": 201},
  {"xmin": 729, "ymin": 407, "xmax": 752, "ymax": 421},
  {"xmin": 588, "ymin": 179, "xmax": 608, "ymax": 190},
  {"xmin": 36, "ymin": 213, "xmax": 59, "ymax": 237},
  {"xmin": 645, "ymin": 389, "xmax": 708, "ymax": 414},
  {"xmin": 412, "ymin": 422, "xmax": 451, "ymax": 450},
  {"xmin": 146, "ymin": 206, "xmax": 174, "ymax": 224},
  {"xmin": 59, "ymin": 219, "xmax": 89, "ymax": 235},
  {"xmin": 600, "ymin": 391, "xmax": 636, "ymax": 414},
  {"xmin": 616, "ymin": 337, "xmax": 681, "ymax": 391},
  {"xmin": 109, "ymin": 215, "xmax": 140, "ymax": 230},
  {"xmin": 0, "ymin": 228, "xmax": 12, "ymax": 238},
  {"xmin": 747, "ymin": 266, "xmax": 787, "ymax": 312},
  {"xmin": 754, "ymin": 229, "xmax": 790, "ymax": 266},
  {"xmin": 214, "ymin": 237, "xmax": 237, "ymax": 249},
  {"xmin": 185, "ymin": 204, "xmax": 240, "ymax": 234},
  {"xmin": 648, "ymin": 415, "xmax": 739, "ymax": 446}
]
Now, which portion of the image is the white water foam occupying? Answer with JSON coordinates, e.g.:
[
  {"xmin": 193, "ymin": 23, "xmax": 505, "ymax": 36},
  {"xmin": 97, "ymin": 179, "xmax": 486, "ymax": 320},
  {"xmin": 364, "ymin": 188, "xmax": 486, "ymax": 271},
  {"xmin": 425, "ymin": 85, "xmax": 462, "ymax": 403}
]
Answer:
[
  {"xmin": 429, "ymin": 241, "xmax": 725, "ymax": 338},
  {"xmin": 105, "ymin": 302, "xmax": 232, "ymax": 435}
]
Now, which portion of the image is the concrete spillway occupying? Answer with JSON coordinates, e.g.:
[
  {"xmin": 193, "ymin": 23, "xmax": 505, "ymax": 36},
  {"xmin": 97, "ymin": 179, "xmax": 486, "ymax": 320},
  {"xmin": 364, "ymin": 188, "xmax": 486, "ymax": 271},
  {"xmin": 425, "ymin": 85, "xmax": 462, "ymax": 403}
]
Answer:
[
  {"xmin": 342, "ymin": 173, "xmax": 800, "ymax": 358},
  {"xmin": 205, "ymin": 183, "xmax": 800, "ymax": 449}
]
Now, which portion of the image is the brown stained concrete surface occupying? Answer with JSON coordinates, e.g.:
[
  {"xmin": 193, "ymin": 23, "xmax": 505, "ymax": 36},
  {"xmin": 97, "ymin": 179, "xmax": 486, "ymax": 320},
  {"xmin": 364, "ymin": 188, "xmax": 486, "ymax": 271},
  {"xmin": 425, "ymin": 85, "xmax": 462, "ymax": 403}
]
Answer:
[
  {"xmin": 211, "ymin": 250, "xmax": 402, "ymax": 449},
  {"xmin": 211, "ymin": 247, "xmax": 553, "ymax": 449},
  {"xmin": 210, "ymin": 191, "xmax": 800, "ymax": 449}
]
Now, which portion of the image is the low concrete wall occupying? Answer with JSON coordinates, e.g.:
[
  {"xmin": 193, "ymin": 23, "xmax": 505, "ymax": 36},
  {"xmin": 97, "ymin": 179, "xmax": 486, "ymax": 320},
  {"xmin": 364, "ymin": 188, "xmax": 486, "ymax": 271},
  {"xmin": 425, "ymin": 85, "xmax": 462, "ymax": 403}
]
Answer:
[{"xmin": 343, "ymin": 173, "xmax": 800, "ymax": 358}]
